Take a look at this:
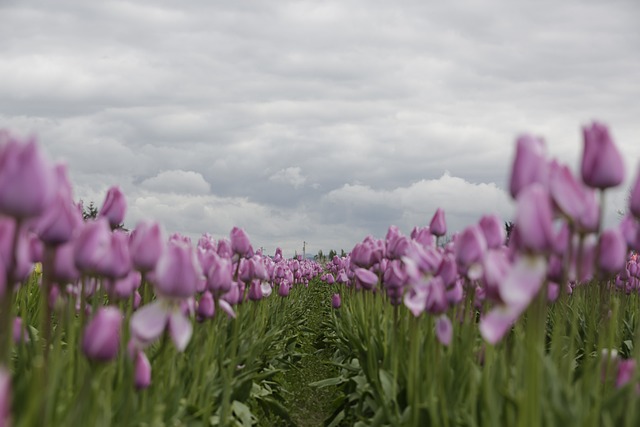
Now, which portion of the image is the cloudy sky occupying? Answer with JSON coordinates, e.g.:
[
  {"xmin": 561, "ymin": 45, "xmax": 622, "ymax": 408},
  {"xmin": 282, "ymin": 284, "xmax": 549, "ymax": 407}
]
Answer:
[{"xmin": 1, "ymin": 0, "xmax": 639, "ymax": 257}]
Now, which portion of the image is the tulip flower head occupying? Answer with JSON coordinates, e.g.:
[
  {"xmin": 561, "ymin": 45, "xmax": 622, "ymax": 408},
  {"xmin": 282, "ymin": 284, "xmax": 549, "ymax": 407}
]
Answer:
[
  {"xmin": 82, "ymin": 306, "xmax": 123, "ymax": 362},
  {"xmin": 581, "ymin": 122, "xmax": 624, "ymax": 189}
]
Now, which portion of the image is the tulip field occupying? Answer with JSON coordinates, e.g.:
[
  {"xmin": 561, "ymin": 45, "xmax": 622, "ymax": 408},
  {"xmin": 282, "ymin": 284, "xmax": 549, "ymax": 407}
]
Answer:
[{"xmin": 3, "ymin": 122, "xmax": 640, "ymax": 426}]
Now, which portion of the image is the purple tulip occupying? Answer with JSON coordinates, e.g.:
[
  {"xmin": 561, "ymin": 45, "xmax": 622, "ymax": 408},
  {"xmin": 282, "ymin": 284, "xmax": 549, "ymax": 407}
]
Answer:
[
  {"xmin": 130, "ymin": 299, "xmax": 193, "ymax": 351},
  {"xmin": 52, "ymin": 241, "xmax": 80, "ymax": 284},
  {"xmin": 230, "ymin": 227, "xmax": 252, "ymax": 257},
  {"xmin": 0, "ymin": 135, "xmax": 56, "ymax": 219},
  {"xmin": 515, "ymin": 184, "xmax": 554, "ymax": 253},
  {"xmin": 331, "ymin": 293, "xmax": 341, "ymax": 309},
  {"xmin": 196, "ymin": 291, "xmax": 215, "ymax": 322},
  {"xmin": 383, "ymin": 260, "xmax": 408, "ymax": 288},
  {"xmin": 99, "ymin": 186, "xmax": 127, "ymax": 228},
  {"xmin": 549, "ymin": 161, "xmax": 600, "ymax": 232},
  {"xmin": 454, "ymin": 225, "xmax": 487, "ymax": 278},
  {"xmin": 616, "ymin": 359, "xmax": 636, "ymax": 389},
  {"xmin": 354, "ymin": 268, "xmax": 378, "ymax": 290},
  {"xmin": 248, "ymin": 280, "xmax": 263, "ymax": 301},
  {"xmin": 630, "ymin": 168, "xmax": 640, "ymax": 220},
  {"xmin": 153, "ymin": 238, "xmax": 202, "ymax": 298},
  {"xmin": 13, "ymin": 317, "xmax": 29, "ymax": 344},
  {"xmin": 129, "ymin": 220, "xmax": 165, "ymax": 273},
  {"xmin": 581, "ymin": 122, "xmax": 624, "ymax": 189},
  {"xmin": 32, "ymin": 164, "xmax": 82, "ymax": 246},
  {"xmin": 598, "ymin": 228, "xmax": 627, "ymax": 274},
  {"xmin": 278, "ymin": 282, "xmax": 291, "ymax": 297},
  {"xmin": 0, "ymin": 218, "xmax": 33, "ymax": 286},
  {"xmin": 351, "ymin": 241, "xmax": 374, "ymax": 268},
  {"xmin": 435, "ymin": 315, "xmax": 453, "ymax": 347},
  {"xmin": 0, "ymin": 366, "xmax": 9, "ymax": 427},
  {"xmin": 478, "ymin": 215, "xmax": 505, "ymax": 249},
  {"xmin": 98, "ymin": 231, "xmax": 132, "ymax": 279},
  {"xmin": 73, "ymin": 218, "xmax": 112, "ymax": 274},
  {"xmin": 429, "ymin": 208, "xmax": 447, "ymax": 237},
  {"xmin": 109, "ymin": 271, "xmax": 141, "ymax": 300},
  {"xmin": 207, "ymin": 255, "xmax": 233, "ymax": 293},
  {"xmin": 509, "ymin": 134, "xmax": 547, "ymax": 199},
  {"xmin": 82, "ymin": 307, "xmax": 123, "ymax": 362},
  {"xmin": 134, "ymin": 351, "xmax": 152, "ymax": 390}
]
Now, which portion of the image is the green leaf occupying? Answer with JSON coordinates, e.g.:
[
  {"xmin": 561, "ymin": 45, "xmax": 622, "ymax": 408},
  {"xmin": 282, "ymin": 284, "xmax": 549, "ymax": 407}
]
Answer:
[
  {"xmin": 231, "ymin": 400, "xmax": 254, "ymax": 427},
  {"xmin": 308, "ymin": 376, "xmax": 346, "ymax": 388}
]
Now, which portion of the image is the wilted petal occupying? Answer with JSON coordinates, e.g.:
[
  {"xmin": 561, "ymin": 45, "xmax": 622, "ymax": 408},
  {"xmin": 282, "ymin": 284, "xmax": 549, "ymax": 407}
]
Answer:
[{"xmin": 168, "ymin": 310, "xmax": 193, "ymax": 352}]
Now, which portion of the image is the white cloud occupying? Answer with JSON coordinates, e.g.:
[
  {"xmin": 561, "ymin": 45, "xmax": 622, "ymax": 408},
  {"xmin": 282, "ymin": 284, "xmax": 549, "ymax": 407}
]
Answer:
[
  {"xmin": 140, "ymin": 170, "xmax": 211, "ymax": 195},
  {"xmin": 268, "ymin": 166, "xmax": 307, "ymax": 188}
]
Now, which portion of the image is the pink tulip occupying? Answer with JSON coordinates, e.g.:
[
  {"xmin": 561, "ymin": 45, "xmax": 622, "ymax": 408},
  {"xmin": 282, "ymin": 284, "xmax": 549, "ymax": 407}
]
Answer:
[
  {"xmin": 331, "ymin": 293, "xmax": 341, "ymax": 309},
  {"xmin": 73, "ymin": 218, "xmax": 112, "ymax": 274},
  {"xmin": 436, "ymin": 315, "xmax": 453, "ymax": 346},
  {"xmin": 509, "ymin": 134, "xmax": 547, "ymax": 199},
  {"xmin": 429, "ymin": 208, "xmax": 447, "ymax": 237},
  {"xmin": 129, "ymin": 220, "xmax": 165, "ymax": 272},
  {"xmin": 99, "ymin": 186, "xmax": 127, "ymax": 228},
  {"xmin": 478, "ymin": 215, "xmax": 505, "ymax": 249},
  {"xmin": 82, "ymin": 307, "xmax": 123, "ymax": 362},
  {"xmin": 153, "ymin": 238, "xmax": 202, "ymax": 298},
  {"xmin": 196, "ymin": 291, "xmax": 215, "ymax": 322},
  {"xmin": 0, "ymin": 135, "xmax": 56, "ymax": 219},
  {"xmin": 598, "ymin": 228, "xmax": 627, "ymax": 274},
  {"xmin": 515, "ymin": 184, "xmax": 554, "ymax": 253},
  {"xmin": 454, "ymin": 225, "xmax": 487, "ymax": 277},
  {"xmin": 354, "ymin": 268, "xmax": 378, "ymax": 290},
  {"xmin": 134, "ymin": 351, "xmax": 152, "ymax": 390},
  {"xmin": 230, "ymin": 227, "xmax": 252, "ymax": 257},
  {"xmin": 581, "ymin": 122, "xmax": 624, "ymax": 189}
]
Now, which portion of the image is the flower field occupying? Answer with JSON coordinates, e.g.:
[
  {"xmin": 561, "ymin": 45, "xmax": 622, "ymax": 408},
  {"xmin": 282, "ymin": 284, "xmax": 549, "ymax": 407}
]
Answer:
[{"xmin": 2, "ymin": 122, "xmax": 640, "ymax": 426}]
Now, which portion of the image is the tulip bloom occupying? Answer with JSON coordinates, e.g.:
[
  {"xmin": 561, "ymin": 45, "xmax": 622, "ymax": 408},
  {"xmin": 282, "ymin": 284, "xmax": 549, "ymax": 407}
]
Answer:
[
  {"xmin": 509, "ymin": 134, "xmax": 547, "ymax": 199},
  {"xmin": 82, "ymin": 307, "xmax": 123, "ymax": 362},
  {"xmin": 230, "ymin": 227, "xmax": 252, "ymax": 257},
  {"xmin": 598, "ymin": 228, "xmax": 627, "ymax": 274},
  {"xmin": 354, "ymin": 268, "xmax": 378, "ymax": 290},
  {"xmin": 0, "ymin": 135, "xmax": 56, "ymax": 219},
  {"xmin": 515, "ymin": 184, "xmax": 554, "ymax": 253},
  {"xmin": 99, "ymin": 186, "xmax": 127, "ymax": 228},
  {"xmin": 436, "ymin": 315, "xmax": 453, "ymax": 347},
  {"xmin": 331, "ymin": 293, "xmax": 341, "ymax": 309},
  {"xmin": 581, "ymin": 122, "xmax": 624, "ymax": 189},
  {"xmin": 134, "ymin": 351, "xmax": 152, "ymax": 390},
  {"xmin": 429, "ymin": 208, "xmax": 447, "ymax": 237},
  {"xmin": 129, "ymin": 220, "xmax": 165, "ymax": 273}
]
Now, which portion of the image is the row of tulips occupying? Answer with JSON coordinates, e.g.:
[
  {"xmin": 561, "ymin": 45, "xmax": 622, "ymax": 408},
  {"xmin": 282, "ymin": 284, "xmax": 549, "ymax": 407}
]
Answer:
[
  {"xmin": 318, "ymin": 122, "xmax": 640, "ymax": 426},
  {"xmin": 0, "ymin": 131, "xmax": 325, "ymax": 426}
]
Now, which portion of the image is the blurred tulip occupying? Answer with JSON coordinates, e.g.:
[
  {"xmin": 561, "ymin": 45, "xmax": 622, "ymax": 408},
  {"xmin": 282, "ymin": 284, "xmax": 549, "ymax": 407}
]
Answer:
[
  {"xmin": 598, "ymin": 228, "xmax": 626, "ymax": 274},
  {"xmin": 99, "ymin": 186, "xmax": 127, "ymax": 229},
  {"xmin": 429, "ymin": 208, "xmax": 447, "ymax": 237},
  {"xmin": 82, "ymin": 307, "xmax": 122, "ymax": 362},
  {"xmin": 479, "ymin": 215, "xmax": 505, "ymax": 249},
  {"xmin": 436, "ymin": 315, "xmax": 453, "ymax": 347},
  {"xmin": 230, "ymin": 227, "xmax": 252, "ymax": 257},
  {"xmin": 0, "ymin": 366, "xmax": 9, "ymax": 427},
  {"xmin": 516, "ymin": 184, "xmax": 554, "ymax": 253},
  {"xmin": 581, "ymin": 122, "xmax": 624, "ymax": 189},
  {"xmin": 134, "ymin": 351, "xmax": 151, "ymax": 390},
  {"xmin": 196, "ymin": 291, "xmax": 215, "ymax": 322},
  {"xmin": 509, "ymin": 134, "xmax": 547, "ymax": 199},
  {"xmin": 129, "ymin": 220, "xmax": 165, "ymax": 273},
  {"xmin": 332, "ymin": 293, "xmax": 341, "ymax": 309},
  {"xmin": 153, "ymin": 238, "xmax": 202, "ymax": 298},
  {"xmin": 0, "ymin": 136, "xmax": 56, "ymax": 219},
  {"xmin": 354, "ymin": 268, "xmax": 378, "ymax": 290}
]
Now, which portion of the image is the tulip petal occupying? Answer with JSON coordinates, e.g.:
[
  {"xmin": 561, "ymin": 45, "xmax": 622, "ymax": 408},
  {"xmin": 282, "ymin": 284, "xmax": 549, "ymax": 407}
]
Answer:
[
  {"xmin": 168, "ymin": 311, "xmax": 193, "ymax": 352},
  {"xmin": 479, "ymin": 305, "xmax": 522, "ymax": 345},
  {"xmin": 130, "ymin": 300, "xmax": 169, "ymax": 345},
  {"xmin": 218, "ymin": 299, "xmax": 237, "ymax": 319}
]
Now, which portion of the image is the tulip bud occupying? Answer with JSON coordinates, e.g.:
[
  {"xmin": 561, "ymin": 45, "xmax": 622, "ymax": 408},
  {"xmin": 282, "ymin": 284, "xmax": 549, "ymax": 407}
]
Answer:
[
  {"xmin": 598, "ymin": 228, "xmax": 627, "ymax": 274},
  {"xmin": 515, "ymin": 184, "xmax": 554, "ymax": 253},
  {"xmin": 435, "ymin": 315, "xmax": 452, "ymax": 347},
  {"xmin": 581, "ymin": 122, "xmax": 624, "ymax": 189},
  {"xmin": 0, "ymin": 136, "xmax": 56, "ymax": 218},
  {"xmin": 354, "ymin": 268, "xmax": 378, "ymax": 290},
  {"xmin": 153, "ymin": 239, "xmax": 202, "ymax": 298},
  {"xmin": 196, "ymin": 291, "xmax": 215, "ymax": 322},
  {"xmin": 230, "ymin": 227, "xmax": 252, "ymax": 257},
  {"xmin": 134, "ymin": 351, "xmax": 152, "ymax": 390},
  {"xmin": 129, "ymin": 220, "xmax": 165, "ymax": 272},
  {"xmin": 99, "ymin": 186, "xmax": 127, "ymax": 229},
  {"xmin": 82, "ymin": 307, "xmax": 122, "ymax": 362},
  {"xmin": 331, "ymin": 293, "xmax": 341, "ymax": 309},
  {"xmin": 74, "ymin": 218, "xmax": 112, "ymax": 274},
  {"xmin": 278, "ymin": 282, "xmax": 291, "ymax": 297},
  {"xmin": 509, "ymin": 135, "xmax": 547, "ymax": 199},
  {"xmin": 429, "ymin": 208, "xmax": 447, "ymax": 237},
  {"xmin": 479, "ymin": 215, "xmax": 505, "ymax": 249}
]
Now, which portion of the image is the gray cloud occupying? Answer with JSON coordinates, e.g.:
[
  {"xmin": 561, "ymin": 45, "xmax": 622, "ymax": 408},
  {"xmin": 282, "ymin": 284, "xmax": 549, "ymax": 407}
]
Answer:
[{"xmin": 1, "ymin": 0, "xmax": 639, "ymax": 256}]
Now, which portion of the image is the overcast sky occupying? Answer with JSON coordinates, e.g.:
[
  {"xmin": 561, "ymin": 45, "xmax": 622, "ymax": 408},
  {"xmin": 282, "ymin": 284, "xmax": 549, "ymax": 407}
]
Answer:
[{"xmin": 1, "ymin": 0, "xmax": 639, "ymax": 257}]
